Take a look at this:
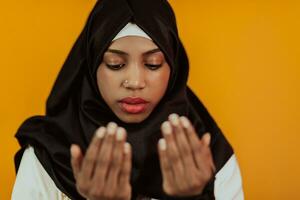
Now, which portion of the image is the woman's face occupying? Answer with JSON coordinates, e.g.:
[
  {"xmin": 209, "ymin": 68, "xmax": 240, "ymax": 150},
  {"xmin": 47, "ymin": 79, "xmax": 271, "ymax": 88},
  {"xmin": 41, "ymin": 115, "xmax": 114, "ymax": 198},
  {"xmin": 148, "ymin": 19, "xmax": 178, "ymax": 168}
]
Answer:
[{"xmin": 96, "ymin": 36, "xmax": 171, "ymax": 123}]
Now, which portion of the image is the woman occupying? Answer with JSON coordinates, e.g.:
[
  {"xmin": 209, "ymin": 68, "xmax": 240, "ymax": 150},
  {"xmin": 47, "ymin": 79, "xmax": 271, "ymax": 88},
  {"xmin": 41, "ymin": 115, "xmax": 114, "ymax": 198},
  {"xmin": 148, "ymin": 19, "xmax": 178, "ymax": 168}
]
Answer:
[{"xmin": 12, "ymin": 0, "xmax": 243, "ymax": 199}]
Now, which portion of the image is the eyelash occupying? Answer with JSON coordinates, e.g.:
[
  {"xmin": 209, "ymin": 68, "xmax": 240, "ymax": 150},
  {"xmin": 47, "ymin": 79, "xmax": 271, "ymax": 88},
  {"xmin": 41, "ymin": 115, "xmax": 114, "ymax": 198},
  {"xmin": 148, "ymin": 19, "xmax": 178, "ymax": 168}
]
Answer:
[
  {"xmin": 145, "ymin": 64, "xmax": 163, "ymax": 70},
  {"xmin": 105, "ymin": 63, "xmax": 162, "ymax": 70},
  {"xmin": 106, "ymin": 64, "xmax": 125, "ymax": 70}
]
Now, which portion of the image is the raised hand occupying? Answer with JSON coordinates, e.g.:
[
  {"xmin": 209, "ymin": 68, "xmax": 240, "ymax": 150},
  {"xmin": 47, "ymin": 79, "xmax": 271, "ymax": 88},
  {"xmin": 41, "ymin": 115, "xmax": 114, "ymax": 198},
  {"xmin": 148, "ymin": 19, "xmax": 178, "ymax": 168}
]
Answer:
[
  {"xmin": 158, "ymin": 113, "xmax": 216, "ymax": 197},
  {"xmin": 70, "ymin": 122, "xmax": 132, "ymax": 200}
]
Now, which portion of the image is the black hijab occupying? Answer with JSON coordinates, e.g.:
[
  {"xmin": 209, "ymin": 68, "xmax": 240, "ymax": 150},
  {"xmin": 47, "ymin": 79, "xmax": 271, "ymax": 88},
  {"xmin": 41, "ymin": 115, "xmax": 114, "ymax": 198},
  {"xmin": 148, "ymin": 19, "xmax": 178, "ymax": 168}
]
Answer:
[{"xmin": 14, "ymin": 0, "xmax": 233, "ymax": 199}]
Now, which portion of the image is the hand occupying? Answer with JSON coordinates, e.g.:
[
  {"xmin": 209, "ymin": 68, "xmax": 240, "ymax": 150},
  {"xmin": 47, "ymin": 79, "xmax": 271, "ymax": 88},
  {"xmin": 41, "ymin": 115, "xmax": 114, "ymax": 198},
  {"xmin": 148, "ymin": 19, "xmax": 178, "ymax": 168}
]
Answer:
[
  {"xmin": 70, "ymin": 122, "xmax": 132, "ymax": 200},
  {"xmin": 157, "ymin": 113, "xmax": 216, "ymax": 197}
]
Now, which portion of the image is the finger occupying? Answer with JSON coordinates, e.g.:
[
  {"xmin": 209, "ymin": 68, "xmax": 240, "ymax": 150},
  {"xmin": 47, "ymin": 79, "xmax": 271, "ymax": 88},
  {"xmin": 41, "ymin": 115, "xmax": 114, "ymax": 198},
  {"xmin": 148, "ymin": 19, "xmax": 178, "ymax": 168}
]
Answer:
[
  {"xmin": 161, "ymin": 120, "xmax": 187, "ymax": 191},
  {"xmin": 179, "ymin": 116, "xmax": 204, "ymax": 169},
  {"xmin": 170, "ymin": 114, "xmax": 199, "ymax": 190},
  {"xmin": 200, "ymin": 133, "xmax": 216, "ymax": 173},
  {"xmin": 119, "ymin": 142, "xmax": 132, "ymax": 186},
  {"xmin": 70, "ymin": 144, "xmax": 83, "ymax": 180},
  {"xmin": 104, "ymin": 127, "xmax": 126, "ymax": 194},
  {"xmin": 197, "ymin": 145, "xmax": 215, "ymax": 182},
  {"xmin": 179, "ymin": 117, "xmax": 216, "ymax": 181},
  {"xmin": 157, "ymin": 139, "xmax": 176, "ymax": 189},
  {"xmin": 92, "ymin": 122, "xmax": 117, "ymax": 185},
  {"xmin": 190, "ymin": 132, "xmax": 214, "ymax": 177},
  {"xmin": 161, "ymin": 121, "xmax": 185, "ymax": 174},
  {"xmin": 169, "ymin": 114, "xmax": 196, "ymax": 171},
  {"xmin": 78, "ymin": 127, "xmax": 105, "ymax": 183},
  {"xmin": 202, "ymin": 132, "xmax": 211, "ymax": 146}
]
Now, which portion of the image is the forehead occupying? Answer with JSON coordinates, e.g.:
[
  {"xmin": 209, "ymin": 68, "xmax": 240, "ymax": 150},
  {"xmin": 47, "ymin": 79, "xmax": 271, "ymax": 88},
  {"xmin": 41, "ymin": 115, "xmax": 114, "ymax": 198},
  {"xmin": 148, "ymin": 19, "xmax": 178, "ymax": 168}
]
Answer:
[{"xmin": 109, "ymin": 36, "xmax": 158, "ymax": 49}]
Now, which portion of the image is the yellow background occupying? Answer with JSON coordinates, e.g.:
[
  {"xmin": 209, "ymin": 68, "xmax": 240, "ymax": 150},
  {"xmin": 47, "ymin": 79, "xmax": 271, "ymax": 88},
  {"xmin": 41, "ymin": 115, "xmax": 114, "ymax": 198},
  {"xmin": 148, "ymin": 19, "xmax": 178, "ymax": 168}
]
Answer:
[{"xmin": 1, "ymin": 0, "xmax": 299, "ymax": 199}]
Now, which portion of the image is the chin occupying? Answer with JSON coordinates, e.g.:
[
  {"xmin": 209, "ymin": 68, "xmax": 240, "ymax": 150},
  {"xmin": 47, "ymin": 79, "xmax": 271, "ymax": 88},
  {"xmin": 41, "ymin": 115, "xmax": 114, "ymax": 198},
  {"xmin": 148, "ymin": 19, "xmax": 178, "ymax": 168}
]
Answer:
[{"xmin": 117, "ymin": 113, "xmax": 150, "ymax": 124}]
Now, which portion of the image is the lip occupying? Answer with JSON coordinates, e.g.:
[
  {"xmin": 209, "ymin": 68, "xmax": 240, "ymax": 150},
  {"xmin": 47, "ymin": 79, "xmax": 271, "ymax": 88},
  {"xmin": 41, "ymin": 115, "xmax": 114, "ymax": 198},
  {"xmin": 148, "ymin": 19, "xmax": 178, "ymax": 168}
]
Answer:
[
  {"xmin": 119, "ymin": 97, "xmax": 148, "ymax": 104},
  {"xmin": 118, "ymin": 97, "xmax": 149, "ymax": 114}
]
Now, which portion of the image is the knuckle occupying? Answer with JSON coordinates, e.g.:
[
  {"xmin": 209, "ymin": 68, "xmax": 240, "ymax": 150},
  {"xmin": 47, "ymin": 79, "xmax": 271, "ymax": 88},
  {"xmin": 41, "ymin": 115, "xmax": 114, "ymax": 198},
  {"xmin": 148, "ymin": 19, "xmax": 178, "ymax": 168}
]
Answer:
[
  {"xmin": 169, "ymin": 152, "xmax": 180, "ymax": 163},
  {"xmin": 177, "ymin": 184, "xmax": 186, "ymax": 193},
  {"xmin": 103, "ymin": 191, "xmax": 113, "ymax": 199},
  {"xmin": 163, "ymin": 163, "xmax": 172, "ymax": 171},
  {"xmin": 180, "ymin": 145, "xmax": 191, "ymax": 155},
  {"xmin": 116, "ymin": 190, "xmax": 125, "ymax": 200},
  {"xmin": 187, "ymin": 126, "xmax": 195, "ymax": 135},
  {"xmin": 120, "ymin": 194, "xmax": 127, "ymax": 200},
  {"xmin": 172, "ymin": 155, "xmax": 180, "ymax": 165},
  {"xmin": 202, "ymin": 171, "xmax": 212, "ymax": 182},
  {"xmin": 89, "ymin": 184, "xmax": 105, "ymax": 199},
  {"xmin": 163, "ymin": 184, "xmax": 175, "ymax": 196},
  {"xmin": 76, "ymin": 183, "xmax": 88, "ymax": 195},
  {"xmin": 189, "ymin": 179, "xmax": 201, "ymax": 191},
  {"xmin": 167, "ymin": 189, "xmax": 177, "ymax": 196},
  {"xmin": 84, "ymin": 156, "xmax": 94, "ymax": 165},
  {"xmin": 204, "ymin": 148, "xmax": 212, "ymax": 158},
  {"xmin": 89, "ymin": 190, "xmax": 102, "ymax": 199},
  {"xmin": 111, "ymin": 155, "xmax": 121, "ymax": 169},
  {"xmin": 115, "ymin": 193, "xmax": 122, "ymax": 200},
  {"xmin": 174, "ymin": 162, "xmax": 183, "ymax": 174},
  {"xmin": 120, "ymin": 169, "xmax": 129, "ymax": 177},
  {"xmin": 98, "ymin": 155, "xmax": 109, "ymax": 166},
  {"xmin": 193, "ymin": 143, "xmax": 202, "ymax": 154}
]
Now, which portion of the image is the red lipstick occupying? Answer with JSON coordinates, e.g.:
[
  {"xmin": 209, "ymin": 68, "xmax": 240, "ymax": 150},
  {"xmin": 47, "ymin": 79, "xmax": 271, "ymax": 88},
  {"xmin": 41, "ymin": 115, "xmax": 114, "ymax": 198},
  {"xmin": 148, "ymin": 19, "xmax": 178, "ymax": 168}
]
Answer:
[{"xmin": 118, "ymin": 97, "xmax": 149, "ymax": 114}]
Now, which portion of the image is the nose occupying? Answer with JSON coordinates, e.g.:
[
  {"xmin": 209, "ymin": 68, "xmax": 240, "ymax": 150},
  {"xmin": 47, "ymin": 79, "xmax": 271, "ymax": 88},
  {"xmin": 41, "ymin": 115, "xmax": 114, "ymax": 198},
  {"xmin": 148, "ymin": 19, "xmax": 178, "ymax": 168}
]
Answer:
[{"xmin": 123, "ymin": 62, "xmax": 146, "ymax": 90}]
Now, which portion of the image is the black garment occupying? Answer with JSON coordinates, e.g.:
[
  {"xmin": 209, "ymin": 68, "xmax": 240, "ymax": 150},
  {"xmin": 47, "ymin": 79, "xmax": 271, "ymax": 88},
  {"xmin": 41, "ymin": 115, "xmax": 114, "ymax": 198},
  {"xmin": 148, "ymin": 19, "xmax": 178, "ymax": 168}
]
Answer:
[{"xmin": 14, "ymin": 0, "xmax": 233, "ymax": 199}]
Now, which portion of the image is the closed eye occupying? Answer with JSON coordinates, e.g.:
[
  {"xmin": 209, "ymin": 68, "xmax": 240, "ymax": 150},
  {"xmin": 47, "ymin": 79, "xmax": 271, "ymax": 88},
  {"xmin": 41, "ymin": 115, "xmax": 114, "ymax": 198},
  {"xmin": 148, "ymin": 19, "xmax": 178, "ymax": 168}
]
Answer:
[
  {"xmin": 145, "ymin": 64, "xmax": 162, "ymax": 70},
  {"xmin": 105, "ymin": 64, "xmax": 125, "ymax": 70}
]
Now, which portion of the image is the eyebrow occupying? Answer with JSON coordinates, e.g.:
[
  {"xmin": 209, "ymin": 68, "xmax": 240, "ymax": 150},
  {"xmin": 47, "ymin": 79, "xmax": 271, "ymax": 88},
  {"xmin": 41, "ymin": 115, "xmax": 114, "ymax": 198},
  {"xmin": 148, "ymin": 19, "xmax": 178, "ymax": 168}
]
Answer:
[{"xmin": 106, "ymin": 48, "xmax": 161, "ymax": 56}]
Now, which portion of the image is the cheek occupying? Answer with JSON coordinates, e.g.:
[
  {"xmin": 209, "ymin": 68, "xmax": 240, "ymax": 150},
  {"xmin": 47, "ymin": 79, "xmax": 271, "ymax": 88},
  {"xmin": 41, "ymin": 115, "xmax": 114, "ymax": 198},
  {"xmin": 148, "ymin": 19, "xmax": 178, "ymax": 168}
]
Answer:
[
  {"xmin": 96, "ymin": 67, "xmax": 120, "ymax": 102},
  {"xmin": 147, "ymin": 68, "xmax": 170, "ymax": 98}
]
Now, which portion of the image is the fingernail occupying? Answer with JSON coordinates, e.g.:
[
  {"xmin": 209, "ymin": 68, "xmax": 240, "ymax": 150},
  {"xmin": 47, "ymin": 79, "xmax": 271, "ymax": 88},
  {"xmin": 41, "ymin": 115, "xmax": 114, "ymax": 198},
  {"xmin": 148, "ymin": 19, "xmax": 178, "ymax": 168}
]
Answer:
[
  {"xmin": 96, "ymin": 127, "xmax": 105, "ymax": 139},
  {"xmin": 107, "ymin": 122, "xmax": 117, "ymax": 135},
  {"xmin": 203, "ymin": 133, "xmax": 211, "ymax": 145},
  {"xmin": 158, "ymin": 139, "xmax": 167, "ymax": 150},
  {"xmin": 180, "ymin": 116, "xmax": 190, "ymax": 128},
  {"xmin": 169, "ymin": 113, "xmax": 179, "ymax": 125},
  {"xmin": 161, "ymin": 121, "xmax": 172, "ymax": 134},
  {"xmin": 116, "ymin": 127, "xmax": 125, "ymax": 141},
  {"xmin": 70, "ymin": 144, "xmax": 76, "ymax": 156},
  {"xmin": 124, "ymin": 142, "xmax": 130, "ymax": 153}
]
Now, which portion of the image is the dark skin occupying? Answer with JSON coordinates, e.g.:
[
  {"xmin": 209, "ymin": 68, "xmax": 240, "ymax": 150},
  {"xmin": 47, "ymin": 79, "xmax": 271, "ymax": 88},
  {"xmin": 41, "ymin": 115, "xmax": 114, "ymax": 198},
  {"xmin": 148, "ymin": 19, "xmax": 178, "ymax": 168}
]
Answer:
[
  {"xmin": 71, "ymin": 123, "xmax": 132, "ymax": 200},
  {"xmin": 71, "ymin": 113, "xmax": 215, "ymax": 200},
  {"xmin": 158, "ymin": 113, "xmax": 216, "ymax": 197}
]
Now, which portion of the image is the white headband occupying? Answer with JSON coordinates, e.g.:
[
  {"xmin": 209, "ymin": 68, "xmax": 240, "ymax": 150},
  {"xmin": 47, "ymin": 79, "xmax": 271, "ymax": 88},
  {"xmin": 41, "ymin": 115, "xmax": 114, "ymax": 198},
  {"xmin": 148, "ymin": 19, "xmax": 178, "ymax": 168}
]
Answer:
[{"xmin": 112, "ymin": 22, "xmax": 152, "ymax": 41}]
